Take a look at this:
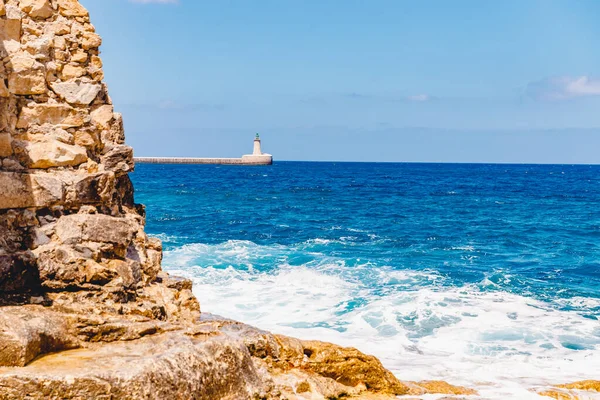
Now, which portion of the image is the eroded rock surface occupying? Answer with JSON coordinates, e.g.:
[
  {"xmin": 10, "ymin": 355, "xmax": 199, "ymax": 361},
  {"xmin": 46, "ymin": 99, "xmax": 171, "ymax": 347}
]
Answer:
[{"xmin": 0, "ymin": 0, "xmax": 480, "ymax": 399}]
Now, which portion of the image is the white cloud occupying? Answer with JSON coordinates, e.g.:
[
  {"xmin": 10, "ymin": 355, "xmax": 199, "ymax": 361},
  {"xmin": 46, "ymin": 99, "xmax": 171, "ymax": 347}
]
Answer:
[
  {"xmin": 129, "ymin": 0, "xmax": 178, "ymax": 4},
  {"xmin": 526, "ymin": 76, "xmax": 600, "ymax": 101},
  {"xmin": 407, "ymin": 94, "xmax": 430, "ymax": 102}
]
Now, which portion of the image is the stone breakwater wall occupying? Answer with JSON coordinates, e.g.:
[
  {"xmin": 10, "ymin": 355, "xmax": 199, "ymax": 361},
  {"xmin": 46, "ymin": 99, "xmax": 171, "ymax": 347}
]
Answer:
[{"xmin": 135, "ymin": 156, "xmax": 273, "ymax": 165}]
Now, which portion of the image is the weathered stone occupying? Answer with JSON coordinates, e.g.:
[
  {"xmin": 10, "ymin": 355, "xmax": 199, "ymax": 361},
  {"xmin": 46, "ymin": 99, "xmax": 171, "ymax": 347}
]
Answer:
[
  {"xmin": 24, "ymin": 140, "xmax": 87, "ymax": 168},
  {"xmin": 90, "ymin": 104, "xmax": 113, "ymax": 129},
  {"xmin": 82, "ymin": 31, "xmax": 102, "ymax": 49},
  {"xmin": 60, "ymin": 63, "xmax": 85, "ymax": 80},
  {"xmin": 0, "ymin": 332, "xmax": 265, "ymax": 400},
  {"xmin": 19, "ymin": 0, "xmax": 53, "ymax": 19},
  {"xmin": 102, "ymin": 144, "xmax": 134, "ymax": 173},
  {"xmin": 0, "ymin": 132, "xmax": 13, "ymax": 156},
  {"xmin": 0, "ymin": 306, "xmax": 77, "ymax": 367},
  {"xmin": 57, "ymin": 0, "xmax": 89, "ymax": 17},
  {"xmin": 71, "ymin": 50, "xmax": 87, "ymax": 63},
  {"xmin": 17, "ymin": 103, "xmax": 88, "ymax": 129},
  {"xmin": 55, "ymin": 214, "xmax": 135, "ymax": 246},
  {"xmin": 0, "ymin": 172, "xmax": 64, "ymax": 209},
  {"xmin": 0, "ymin": 19, "xmax": 21, "ymax": 43},
  {"xmin": 51, "ymin": 81, "xmax": 101, "ymax": 105},
  {"xmin": 7, "ymin": 53, "xmax": 46, "ymax": 95},
  {"xmin": 23, "ymin": 35, "xmax": 53, "ymax": 57}
]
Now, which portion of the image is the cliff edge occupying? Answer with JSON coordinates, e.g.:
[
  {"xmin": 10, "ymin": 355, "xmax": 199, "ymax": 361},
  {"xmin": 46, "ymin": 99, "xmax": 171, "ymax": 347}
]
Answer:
[{"xmin": 0, "ymin": 1, "xmax": 589, "ymax": 399}]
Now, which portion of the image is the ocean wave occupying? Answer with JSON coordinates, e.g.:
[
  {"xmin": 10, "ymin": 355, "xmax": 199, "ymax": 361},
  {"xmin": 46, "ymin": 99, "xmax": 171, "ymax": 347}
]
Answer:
[{"xmin": 163, "ymin": 240, "xmax": 600, "ymax": 399}]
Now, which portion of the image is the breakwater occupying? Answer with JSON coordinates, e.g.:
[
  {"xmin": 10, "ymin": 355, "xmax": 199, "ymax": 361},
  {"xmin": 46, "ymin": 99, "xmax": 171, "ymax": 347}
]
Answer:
[{"xmin": 134, "ymin": 155, "xmax": 273, "ymax": 165}]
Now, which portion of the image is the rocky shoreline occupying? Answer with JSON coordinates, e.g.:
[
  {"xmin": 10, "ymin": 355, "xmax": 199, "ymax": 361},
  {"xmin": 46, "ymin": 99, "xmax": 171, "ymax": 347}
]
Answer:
[{"xmin": 0, "ymin": 1, "xmax": 597, "ymax": 399}]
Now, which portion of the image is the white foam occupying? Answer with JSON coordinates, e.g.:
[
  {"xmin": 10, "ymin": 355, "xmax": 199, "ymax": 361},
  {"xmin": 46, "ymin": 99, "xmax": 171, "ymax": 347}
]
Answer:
[{"xmin": 163, "ymin": 241, "xmax": 600, "ymax": 399}]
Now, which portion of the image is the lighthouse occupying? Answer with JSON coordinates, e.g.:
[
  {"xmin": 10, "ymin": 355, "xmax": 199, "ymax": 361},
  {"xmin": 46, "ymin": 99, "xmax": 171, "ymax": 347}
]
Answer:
[
  {"xmin": 253, "ymin": 133, "xmax": 263, "ymax": 155},
  {"xmin": 242, "ymin": 133, "xmax": 273, "ymax": 165}
]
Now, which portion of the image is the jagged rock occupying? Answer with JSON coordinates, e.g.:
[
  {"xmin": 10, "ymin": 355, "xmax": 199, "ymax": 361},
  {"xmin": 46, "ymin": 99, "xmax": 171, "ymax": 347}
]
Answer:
[
  {"xmin": 90, "ymin": 104, "xmax": 114, "ymax": 129},
  {"xmin": 102, "ymin": 144, "xmax": 134, "ymax": 173},
  {"xmin": 0, "ymin": 306, "xmax": 78, "ymax": 367},
  {"xmin": 7, "ymin": 52, "xmax": 46, "ymax": 95},
  {"xmin": 82, "ymin": 31, "xmax": 102, "ymax": 50},
  {"xmin": 0, "ymin": 172, "xmax": 64, "ymax": 209},
  {"xmin": 57, "ymin": 0, "xmax": 89, "ymax": 18},
  {"xmin": 60, "ymin": 63, "xmax": 86, "ymax": 80},
  {"xmin": 23, "ymin": 140, "xmax": 87, "ymax": 168},
  {"xmin": 51, "ymin": 81, "xmax": 101, "ymax": 105},
  {"xmin": 55, "ymin": 214, "xmax": 135, "ymax": 246},
  {"xmin": 19, "ymin": 0, "xmax": 53, "ymax": 19},
  {"xmin": 17, "ymin": 103, "xmax": 88, "ymax": 128}
]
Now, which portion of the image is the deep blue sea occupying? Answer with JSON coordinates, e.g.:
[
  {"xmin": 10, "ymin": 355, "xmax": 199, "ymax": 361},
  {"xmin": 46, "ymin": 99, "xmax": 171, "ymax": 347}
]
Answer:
[{"xmin": 132, "ymin": 162, "xmax": 600, "ymax": 398}]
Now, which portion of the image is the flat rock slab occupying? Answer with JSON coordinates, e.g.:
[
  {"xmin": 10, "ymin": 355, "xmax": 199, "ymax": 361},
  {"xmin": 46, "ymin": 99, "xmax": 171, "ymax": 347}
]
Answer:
[{"xmin": 0, "ymin": 332, "xmax": 264, "ymax": 400}]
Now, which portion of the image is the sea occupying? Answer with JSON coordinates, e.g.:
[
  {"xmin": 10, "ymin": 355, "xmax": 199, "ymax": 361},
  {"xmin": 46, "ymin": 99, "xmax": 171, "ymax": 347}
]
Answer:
[{"xmin": 132, "ymin": 162, "xmax": 600, "ymax": 399}]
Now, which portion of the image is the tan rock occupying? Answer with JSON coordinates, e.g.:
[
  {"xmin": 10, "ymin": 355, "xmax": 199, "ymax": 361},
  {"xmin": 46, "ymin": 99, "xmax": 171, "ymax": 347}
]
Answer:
[
  {"xmin": 0, "ymin": 19, "xmax": 21, "ymax": 43},
  {"xmin": 24, "ymin": 140, "xmax": 87, "ymax": 169},
  {"xmin": 57, "ymin": 0, "xmax": 89, "ymax": 17},
  {"xmin": 556, "ymin": 380, "xmax": 600, "ymax": 392},
  {"xmin": 51, "ymin": 81, "xmax": 101, "ymax": 105},
  {"xmin": 0, "ymin": 2, "xmax": 5, "ymax": 17},
  {"xmin": 55, "ymin": 214, "xmax": 135, "ymax": 246},
  {"xmin": 102, "ymin": 144, "xmax": 134, "ymax": 173},
  {"xmin": 7, "ymin": 53, "xmax": 46, "ymax": 95},
  {"xmin": 407, "ymin": 380, "xmax": 478, "ymax": 396},
  {"xmin": 19, "ymin": 0, "xmax": 53, "ymax": 19},
  {"xmin": 23, "ymin": 35, "xmax": 53, "ymax": 58},
  {"xmin": 47, "ymin": 19, "xmax": 71, "ymax": 35},
  {"xmin": 0, "ymin": 306, "xmax": 78, "ymax": 367},
  {"xmin": 0, "ymin": 133, "xmax": 12, "ymax": 157},
  {"xmin": 17, "ymin": 103, "xmax": 88, "ymax": 129},
  {"xmin": 82, "ymin": 31, "xmax": 102, "ymax": 49},
  {"xmin": 91, "ymin": 104, "xmax": 114, "ymax": 129},
  {"xmin": 0, "ymin": 172, "xmax": 64, "ymax": 209},
  {"xmin": 53, "ymin": 35, "xmax": 67, "ymax": 51},
  {"xmin": 0, "ymin": 331, "xmax": 265, "ymax": 400},
  {"xmin": 71, "ymin": 50, "xmax": 88, "ymax": 63},
  {"xmin": 60, "ymin": 63, "xmax": 86, "ymax": 80},
  {"xmin": 538, "ymin": 389, "xmax": 580, "ymax": 399},
  {"xmin": 0, "ymin": 80, "xmax": 9, "ymax": 97},
  {"xmin": 292, "ymin": 338, "xmax": 410, "ymax": 395}
]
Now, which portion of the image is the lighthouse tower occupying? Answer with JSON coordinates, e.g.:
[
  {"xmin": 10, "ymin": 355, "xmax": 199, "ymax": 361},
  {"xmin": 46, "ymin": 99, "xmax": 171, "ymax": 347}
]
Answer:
[
  {"xmin": 253, "ymin": 133, "xmax": 263, "ymax": 155},
  {"xmin": 242, "ymin": 133, "xmax": 273, "ymax": 165}
]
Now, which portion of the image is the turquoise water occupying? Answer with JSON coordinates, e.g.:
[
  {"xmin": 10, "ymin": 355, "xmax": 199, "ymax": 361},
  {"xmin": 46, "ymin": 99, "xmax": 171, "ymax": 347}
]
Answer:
[{"xmin": 132, "ymin": 162, "xmax": 600, "ymax": 398}]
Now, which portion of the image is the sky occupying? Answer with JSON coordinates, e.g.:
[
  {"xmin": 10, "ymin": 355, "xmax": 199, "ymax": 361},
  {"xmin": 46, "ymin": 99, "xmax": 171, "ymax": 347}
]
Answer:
[{"xmin": 80, "ymin": 0, "xmax": 600, "ymax": 163}]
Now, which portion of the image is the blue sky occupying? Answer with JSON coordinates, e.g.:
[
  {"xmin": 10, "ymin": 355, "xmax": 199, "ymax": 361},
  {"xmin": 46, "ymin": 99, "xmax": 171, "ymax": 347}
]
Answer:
[{"xmin": 81, "ymin": 0, "xmax": 600, "ymax": 163}]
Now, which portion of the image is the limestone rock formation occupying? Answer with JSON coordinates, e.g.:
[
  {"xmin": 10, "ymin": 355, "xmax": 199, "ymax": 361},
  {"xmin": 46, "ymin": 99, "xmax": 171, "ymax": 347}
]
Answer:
[{"xmin": 0, "ymin": 1, "xmax": 484, "ymax": 399}]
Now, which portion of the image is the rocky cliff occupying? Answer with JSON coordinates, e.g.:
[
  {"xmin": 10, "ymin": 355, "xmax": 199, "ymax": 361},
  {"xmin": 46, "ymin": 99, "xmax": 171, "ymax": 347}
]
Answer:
[{"xmin": 0, "ymin": 1, "xmax": 594, "ymax": 399}]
